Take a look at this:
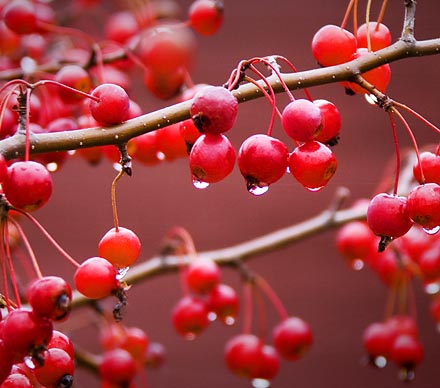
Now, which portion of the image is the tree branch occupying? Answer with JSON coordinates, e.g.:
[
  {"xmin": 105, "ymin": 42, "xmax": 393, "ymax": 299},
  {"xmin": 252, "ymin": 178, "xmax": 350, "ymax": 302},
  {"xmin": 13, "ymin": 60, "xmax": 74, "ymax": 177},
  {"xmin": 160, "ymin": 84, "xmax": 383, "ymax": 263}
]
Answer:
[{"xmin": 1, "ymin": 37, "xmax": 439, "ymax": 160}]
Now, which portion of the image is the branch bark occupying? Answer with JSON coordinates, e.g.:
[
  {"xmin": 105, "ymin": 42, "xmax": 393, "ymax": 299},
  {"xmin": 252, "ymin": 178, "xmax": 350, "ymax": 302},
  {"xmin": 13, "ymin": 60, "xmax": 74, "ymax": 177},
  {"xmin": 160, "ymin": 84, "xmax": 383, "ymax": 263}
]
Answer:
[{"xmin": 0, "ymin": 37, "xmax": 439, "ymax": 160}]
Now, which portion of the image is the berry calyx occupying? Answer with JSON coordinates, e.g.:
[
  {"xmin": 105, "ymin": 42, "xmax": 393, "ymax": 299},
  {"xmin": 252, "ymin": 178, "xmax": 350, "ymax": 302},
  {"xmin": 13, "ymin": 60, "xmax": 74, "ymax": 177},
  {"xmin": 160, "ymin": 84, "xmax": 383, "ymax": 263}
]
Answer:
[
  {"xmin": 98, "ymin": 227, "xmax": 142, "ymax": 269},
  {"xmin": 190, "ymin": 85, "xmax": 238, "ymax": 135},
  {"xmin": 3, "ymin": 161, "xmax": 53, "ymax": 212}
]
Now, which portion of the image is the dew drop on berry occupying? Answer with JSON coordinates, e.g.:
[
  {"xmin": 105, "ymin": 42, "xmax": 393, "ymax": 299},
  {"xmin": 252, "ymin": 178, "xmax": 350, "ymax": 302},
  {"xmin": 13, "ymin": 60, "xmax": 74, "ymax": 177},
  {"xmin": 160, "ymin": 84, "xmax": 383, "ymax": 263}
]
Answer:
[
  {"xmin": 306, "ymin": 185, "xmax": 324, "ymax": 192},
  {"xmin": 252, "ymin": 378, "xmax": 271, "ymax": 388},
  {"xmin": 46, "ymin": 162, "xmax": 59, "ymax": 172},
  {"xmin": 116, "ymin": 267, "xmax": 130, "ymax": 280},
  {"xmin": 349, "ymin": 258, "xmax": 364, "ymax": 271},
  {"xmin": 208, "ymin": 312, "xmax": 217, "ymax": 321},
  {"xmin": 373, "ymin": 356, "xmax": 387, "ymax": 368},
  {"xmin": 423, "ymin": 225, "xmax": 440, "ymax": 235},
  {"xmin": 247, "ymin": 181, "xmax": 269, "ymax": 196},
  {"xmin": 24, "ymin": 356, "xmax": 36, "ymax": 370},
  {"xmin": 424, "ymin": 280, "xmax": 440, "ymax": 295},
  {"xmin": 192, "ymin": 177, "xmax": 210, "ymax": 189},
  {"xmin": 224, "ymin": 316, "xmax": 235, "ymax": 326}
]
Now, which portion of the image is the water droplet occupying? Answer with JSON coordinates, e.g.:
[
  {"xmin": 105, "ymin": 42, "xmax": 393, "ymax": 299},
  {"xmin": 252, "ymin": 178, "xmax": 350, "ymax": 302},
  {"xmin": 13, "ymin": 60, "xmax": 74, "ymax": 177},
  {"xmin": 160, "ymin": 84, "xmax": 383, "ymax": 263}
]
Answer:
[
  {"xmin": 208, "ymin": 312, "xmax": 217, "ymax": 322},
  {"xmin": 192, "ymin": 177, "xmax": 209, "ymax": 189},
  {"xmin": 184, "ymin": 332, "xmax": 196, "ymax": 341},
  {"xmin": 24, "ymin": 356, "xmax": 36, "ymax": 369},
  {"xmin": 116, "ymin": 267, "xmax": 130, "ymax": 280},
  {"xmin": 373, "ymin": 356, "xmax": 387, "ymax": 368},
  {"xmin": 156, "ymin": 151, "xmax": 165, "ymax": 161},
  {"xmin": 115, "ymin": 135, "xmax": 119, "ymax": 140},
  {"xmin": 252, "ymin": 378, "xmax": 270, "ymax": 388},
  {"xmin": 306, "ymin": 186, "xmax": 324, "ymax": 192},
  {"xmin": 423, "ymin": 225, "xmax": 440, "ymax": 235},
  {"xmin": 364, "ymin": 94, "xmax": 377, "ymax": 105},
  {"xmin": 112, "ymin": 162, "xmax": 122, "ymax": 172},
  {"xmin": 350, "ymin": 259, "xmax": 364, "ymax": 271},
  {"xmin": 46, "ymin": 162, "xmax": 58, "ymax": 172},
  {"xmin": 247, "ymin": 181, "xmax": 269, "ymax": 196},
  {"xmin": 223, "ymin": 316, "xmax": 235, "ymax": 326},
  {"xmin": 424, "ymin": 281, "xmax": 440, "ymax": 295}
]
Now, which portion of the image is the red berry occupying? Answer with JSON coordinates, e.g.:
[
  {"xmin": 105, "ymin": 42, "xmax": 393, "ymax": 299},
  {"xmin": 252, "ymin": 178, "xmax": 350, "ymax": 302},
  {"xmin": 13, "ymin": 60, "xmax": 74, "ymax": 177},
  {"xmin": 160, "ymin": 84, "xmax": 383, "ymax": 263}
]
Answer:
[
  {"xmin": 313, "ymin": 99, "xmax": 342, "ymax": 145},
  {"xmin": 357, "ymin": 22, "xmax": 392, "ymax": 51},
  {"xmin": 237, "ymin": 134, "xmax": 289, "ymax": 195},
  {"xmin": 0, "ymin": 154, "xmax": 8, "ymax": 183},
  {"xmin": 179, "ymin": 119, "xmax": 202, "ymax": 151},
  {"xmin": 74, "ymin": 257, "xmax": 119, "ymax": 299},
  {"xmin": 207, "ymin": 283, "xmax": 239, "ymax": 325},
  {"xmin": 281, "ymin": 99, "xmax": 322, "ymax": 142},
  {"xmin": 272, "ymin": 317, "xmax": 313, "ymax": 361},
  {"xmin": 189, "ymin": 134, "xmax": 236, "ymax": 186},
  {"xmin": 155, "ymin": 123, "xmax": 188, "ymax": 160},
  {"xmin": 48, "ymin": 330, "xmax": 75, "ymax": 359},
  {"xmin": 0, "ymin": 340, "xmax": 13, "ymax": 385},
  {"xmin": 0, "ymin": 372, "xmax": 32, "ymax": 388},
  {"xmin": 1, "ymin": 309, "xmax": 53, "ymax": 364},
  {"xmin": 33, "ymin": 348, "xmax": 74, "ymax": 388},
  {"xmin": 185, "ymin": 258, "xmax": 221, "ymax": 294},
  {"xmin": 99, "ymin": 348, "xmax": 137, "ymax": 386},
  {"xmin": 26, "ymin": 276, "xmax": 72, "ymax": 321},
  {"xmin": 363, "ymin": 321, "xmax": 396, "ymax": 362},
  {"xmin": 311, "ymin": 24, "xmax": 357, "ymax": 67},
  {"xmin": 3, "ymin": 161, "xmax": 53, "ymax": 212},
  {"xmin": 143, "ymin": 66, "xmax": 186, "ymax": 100},
  {"xmin": 390, "ymin": 334, "xmax": 423, "ymax": 377},
  {"xmin": 104, "ymin": 11, "xmax": 139, "ymax": 44},
  {"xmin": 288, "ymin": 140, "xmax": 337, "ymax": 191},
  {"xmin": 413, "ymin": 151, "xmax": 440, "ymax": 184},
  {"xmin": 367, "ymin": 193, "xmax": 413, "ymax": 240},
  {"xmin": 89, "ymin": 83, "xmax": 130, "ymax": 126},
  {"xmin": 190, "ymin": 85, "xmax": 238, "ymax": 135},
  {"xmin": 171, "ymin": 295, "xmax": 210, "ymax": 339},
  {"xmin": 121, "ymin": 326, "xmax": 149, "ymax": 361},
  {"xmin": 2, "ymin": 0, "xmax": 37, "ymax": 35},
  {"xmin": 98, "ymin": 227, "xmax": 141, "ymax": 268},
  {"xmin": 224, "ymin": 334, "xmax": 263, "ymax": 379},
  {"xmin": 188, "ymin": 0, "xmax": 224, "ymax": 36},
  {"xmin": 255, "ymin": 345, "xmax": 280, "ymax": 381},
  {"xmin": 54, "ymin": 65, "xmax": 92, "ymax": 104},
  {"xmin": 407, "ymin": 183, "xmax": 440, "ymax": 231}
]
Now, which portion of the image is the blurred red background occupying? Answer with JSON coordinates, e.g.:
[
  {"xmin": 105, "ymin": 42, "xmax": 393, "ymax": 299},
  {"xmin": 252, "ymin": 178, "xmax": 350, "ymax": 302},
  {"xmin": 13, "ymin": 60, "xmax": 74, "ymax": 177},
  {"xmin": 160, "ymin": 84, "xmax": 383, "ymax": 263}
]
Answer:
[{"xmin": 20, "ymin": 0, "xmax": 440, "ymax": 387}]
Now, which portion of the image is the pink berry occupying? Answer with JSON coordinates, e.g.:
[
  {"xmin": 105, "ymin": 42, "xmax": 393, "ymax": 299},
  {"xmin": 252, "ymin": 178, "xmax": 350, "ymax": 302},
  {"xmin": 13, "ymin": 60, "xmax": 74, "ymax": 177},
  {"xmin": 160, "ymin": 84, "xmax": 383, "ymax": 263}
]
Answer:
[
  {"xmin": 3, "ymin": 160, "xmax": 53, "ymax": 212},
  {"xmin": 281, "ymin": 99, "xmax": 322, "ymax": 142},
  {"xmin": 89, "ymin": 83, "xmax": 130, "ymax": 126},
  {"xmin": 190, "ymin": 85, "xmax": 238, "ymax": 135}
]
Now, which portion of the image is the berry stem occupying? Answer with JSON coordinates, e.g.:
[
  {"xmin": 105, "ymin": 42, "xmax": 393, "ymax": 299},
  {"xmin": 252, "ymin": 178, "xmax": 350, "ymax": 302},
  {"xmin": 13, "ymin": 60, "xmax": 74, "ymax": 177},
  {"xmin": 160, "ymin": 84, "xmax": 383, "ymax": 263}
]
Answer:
[
  {"xmin": 365, "ymin": 0, "xmax": 373, "ymax": 51},
  {"xmin": 387, "ymin": 112, "xmax": 401, "ymax": 196},
  {"xmin": 376, "ymin": 0, "xmax": 389, "ymax": 28},
  {"xmin": 341, "ymin": 0, "xmax": 355, "ymax": 30},
  {"xmin": 111, "ymin": 169, "xmax": 125, "ymax": 231},
  {"xmin": 241, "ymin": 280, "xmax": 254, "ymax": 335},
  {"xmin": 14, "ymin": 209, "xmax": 81, "ymax": 268},
  {"xmin": 254, "ymin": 285, "xmax": 268, "ymax": 342},
  {"xmin": 0, "ymin": 219, "xmax": 12, "ymax": 311},
  {"xmin": 392, "ymin": 101, "xmax": 440, "ymax": 135},
  {"xmin": 254, "ymin": 275, "xmax": 289, "ymax": 321},
  {"xmin": 8, "ymin": 216, "xmax": 43, "ymax": 279},
  {"xmin": 3, "ymin": 221, "xmax": 21, "ymax": 307}
]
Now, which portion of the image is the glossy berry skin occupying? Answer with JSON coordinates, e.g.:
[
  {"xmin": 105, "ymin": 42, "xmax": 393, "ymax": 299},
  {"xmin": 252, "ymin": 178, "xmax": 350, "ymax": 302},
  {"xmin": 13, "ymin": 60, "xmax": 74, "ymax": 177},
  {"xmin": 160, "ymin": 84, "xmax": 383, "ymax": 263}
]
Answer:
[
  {"xmin": 413, "ymin": 151, "xmax": 440, "ymax": 184},
  {"xmin": 1, "ymin": 309, "xmax": 53, "ymax": 364},
  {"xmin": 33, "ymin": 348, "xmax": 74, "ymax": 388},
  {"xmin": 189, "ymin": 134, "xmax": 236, "ymax": 184},
  {"xmin": 367, "ymin": 193, "xmax": 413, "ymax": 239},
  {"xmin": 3, "ymin": 161, "xmax": 53, "ymax": 212},
  {"xmin": 1, "ymin": 372, "xmax": 32, "ymax": 388},
  {"xmin": 99, "ymin": 348, "xmax": 137, "ymax": 386},
  {"xmin": 171, "ymin": 296, "xmax": 210, "ymax": 339},
  {"xmin": 224, "ymin": 334, "xmax": 263, "ymax": 379},
  {"xmin": 26, "ymin": 276, "xmax": 72, "ymax": 321},
  {"xmin": 48, "ymin": 330, "xmax": 75, "ymax": 359},
  {"xmin": 272, "ymin": 317, "xmax": 313, "ymax": 361},
  {"xmin": 288, "ymin": 140, "xmax": 337, "ymax": 191},
  {"xmin": 407, "ymin": 183, "xmax": 440, "ymax": 230},
  {"xmin": 313, "ymin": 99, "xmax": 342, "ymax": 145},
  {"xmin": 89, "ymin": 83, "xmax": 130, "ymax": 126},
  {"xmin": 188, "ymin": 0, "xmax": 224, "ymax": 36},
  {"xmin": 185, "ymin": 258, "xmax": 221, "ymax": 294},
  {"xmin": 2, "ymin": 0, "xmax": 37, "ymax": 35},
  {"xmin": 238, "ymin": 134, "xmax": 288, "ymax": 191},
  {"xmin": 207, "ymin": 283, "xmax": 239, "ymax": 325},
  {"xmin": 54, "ymin": 65, "xmax": 92, "ymax": 104},
  {"xmin": 311, "ymin": 24, "xmax": 357, "ymax": 67},
  {"xmin": 281, "ymin": 99, "xmax": 322, "ymax": 142},
  {"xmin": 190, "ymin": 85, "xmax": 238, "ymax": 135},
  {"xmin": 74, "ymin": 257, "xmax": 119, "ymax": 299},
  {"xmin": 98, "ymin": 227, "xmax": 142, "ymax": 268},
  {"xmin": 357, "ymin": 22, "xmax": 392, "ymax": 51}
]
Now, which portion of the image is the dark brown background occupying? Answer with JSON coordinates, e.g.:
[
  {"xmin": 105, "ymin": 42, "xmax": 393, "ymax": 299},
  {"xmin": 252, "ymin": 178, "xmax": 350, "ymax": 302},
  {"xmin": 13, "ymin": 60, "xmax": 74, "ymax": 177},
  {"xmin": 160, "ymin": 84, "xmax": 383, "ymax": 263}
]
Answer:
[{"xmin": 25, "ymin": 0, "xmax": 440, "ymax": 387}]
